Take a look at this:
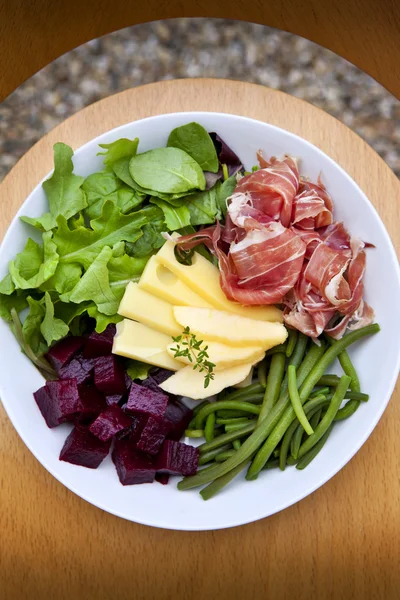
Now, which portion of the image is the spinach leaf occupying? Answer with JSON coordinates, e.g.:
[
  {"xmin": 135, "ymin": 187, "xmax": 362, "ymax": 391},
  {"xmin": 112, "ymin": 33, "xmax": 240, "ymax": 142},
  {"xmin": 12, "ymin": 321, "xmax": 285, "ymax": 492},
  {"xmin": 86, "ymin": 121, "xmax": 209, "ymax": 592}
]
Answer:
[
  {"xmin": 129, "ymin": 147, "xmax": 206, "ymax": 194},
  {"xmin": 185, "ymin": 186, "xmax": 221, "ymax": 225},
  {"xmin": 217, "ymin": 174, "xmax": 237, "ymax": 216},
  {"xmin": 97, "ymin": 138, "xmax": 139, "ymax": 166},
  {"xmin": 82, "ymin": 171, "xmax": 144, "ymax": 220},
  {"xmin": 125, "ymin": 212, "xmax": 165, "ymax": 258},
  {"xmin": 150, "ymin": 198, "xmax": 191, "ymax": 231},
  {"xmin": 167, "ymin": 122, "xmax": 219, "ymax": 173}
]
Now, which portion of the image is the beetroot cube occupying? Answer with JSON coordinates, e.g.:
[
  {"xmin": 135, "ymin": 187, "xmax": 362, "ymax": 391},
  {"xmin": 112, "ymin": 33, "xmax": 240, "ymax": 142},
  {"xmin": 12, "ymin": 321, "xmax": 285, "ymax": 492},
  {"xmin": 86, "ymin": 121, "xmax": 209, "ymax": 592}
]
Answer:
[
  {"xmin": 126, "ymin": 383, "xmax": 168, "ymax": 419},
  {"xmin": 34, "ymin": 379, "xmax": 82, "ymax": 428},
  {"xmin": 83, "ymin": 324, "xmax": 116, "ymax": 358},
  {"xmin": 142, "ymin": 368, "xmax": 172, "ymax": 391},
  {"xmin": 78, "ymin": 385, "xmax": 107, "ymax": 419},
  {"xmin": 60, "ymin": 424, "xmax": 111, "ymax": 468},
  {"xmin": 94, "ymin": 355, "xmax": 126, "ymax": 395},
  {"xmin": 59, "ymin": 354, "xmax": 95, "ymax": 384},
  {"xmin": 115, "ymin": 414, "xmax": 146, "ymax": 440},
  {"xmin": 105, "ymin": 393, "xmax": 123, "ymax": 406},
  {"xmin": 46, "ymin": 336, "xmax": 85, "ymax": 371},
  {"xmin": 164, "ymin": 400, "xmax": 193, "ymax": 441},
  {"xmin": 155, "ymin": 473, "xmax": 170, "ymax": 485},
  {"xmin": 156, "ymin": 440, "xmax": 199, "ymax": 476},
  {"xmin": 89, "ymin": 405, "xmax": 132, "ymax": 442},
  {"xmin": 112, "ymin": 438, "xmax": 156, "ymax": 484},
  {"xmin": 136, "ymin": 416, "xmax": 169, "ymax": 455}
]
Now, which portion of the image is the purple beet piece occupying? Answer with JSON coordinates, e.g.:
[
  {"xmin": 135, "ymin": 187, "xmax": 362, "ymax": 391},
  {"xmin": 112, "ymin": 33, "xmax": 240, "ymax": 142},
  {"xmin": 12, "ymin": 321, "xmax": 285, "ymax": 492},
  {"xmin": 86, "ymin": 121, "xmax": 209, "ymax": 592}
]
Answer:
[
  {"xmin": 105, "ymin": 393, "xmax": 123, "ymax": 406},
  {"xmin": 83, "ymin": 324, "xmax": 116, "ymax": 358},
  {"xmin": 155, "ymin": 473, "xmax": 170, "ymax": 485},
  {"xmin": 112, "ymin": 438, "xmax": 156, "ymax": 485},
  {"xmin": 58, "ymin": 354, "xmax": 95, "ymax": 385},
  {"xmin": 115, "ymin": 414, "xmax": 146, "ymax": 440},
  {"xmin": 89, "ymin": 405, "xmax": 132, "ymax": 442},
  {"xmin": 46, "ymin": 336, "xmax": 85, "ymax": 371},
  {"xmin": 34, "ymin": 379, "xmax": 82, "ymax": 428},
  {"xmin": 94, "ymin": 355, "xmax": 126, "ymax": 395},
  {"xmin": 78, "ymin": 385, "xmax": 107, "ymax": 419},
  {"xmin": 60, "ymin": 424, "xmax": 111, "ymax": 468},
  {"xmin": 126, "ymin": 382, "xmax": 168, "ymax": 419},
  {"xmin": 156, "ymin": 440, "xmax": 199, "ymax": 476},
  {"xmin": 136, "ymin": 416, "xmax": 170, "ymax": 455},
  {"xmin": 147, "ymin": 368, "xmax": 173, "ymax": 386},
  {"xmin": 164, "ymin": 399, "xmax": 193, "ymax": 441}
]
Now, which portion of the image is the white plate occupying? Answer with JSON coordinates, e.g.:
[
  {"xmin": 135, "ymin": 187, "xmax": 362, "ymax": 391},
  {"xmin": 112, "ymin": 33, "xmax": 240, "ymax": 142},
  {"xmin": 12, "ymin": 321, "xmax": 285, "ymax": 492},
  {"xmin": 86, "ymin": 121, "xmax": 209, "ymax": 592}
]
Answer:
[{"xmin": 0, "ymin": 112, "xmax": 399, "ymax": 531}]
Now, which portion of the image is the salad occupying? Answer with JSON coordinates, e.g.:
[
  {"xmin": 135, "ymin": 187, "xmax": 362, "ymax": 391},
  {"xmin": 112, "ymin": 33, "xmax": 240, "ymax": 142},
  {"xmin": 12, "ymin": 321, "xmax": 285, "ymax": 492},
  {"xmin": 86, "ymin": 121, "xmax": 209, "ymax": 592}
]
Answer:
[{"xmin": 0, "ymin": 122, "xmax": 379, "ymax": 499}]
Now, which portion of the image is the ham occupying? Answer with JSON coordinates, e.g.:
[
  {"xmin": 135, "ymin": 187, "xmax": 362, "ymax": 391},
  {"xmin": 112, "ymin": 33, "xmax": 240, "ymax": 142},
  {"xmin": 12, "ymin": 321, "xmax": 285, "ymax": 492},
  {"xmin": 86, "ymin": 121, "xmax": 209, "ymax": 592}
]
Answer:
[{"xmin": 292, "ymin": 180, "xmax": 333, "ymax": 230}]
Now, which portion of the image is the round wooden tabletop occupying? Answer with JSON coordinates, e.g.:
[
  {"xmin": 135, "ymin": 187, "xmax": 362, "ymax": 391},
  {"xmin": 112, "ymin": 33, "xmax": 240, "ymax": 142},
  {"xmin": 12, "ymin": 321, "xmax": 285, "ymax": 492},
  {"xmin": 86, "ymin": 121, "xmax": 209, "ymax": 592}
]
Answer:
[{"xmin": 1, "ymin": 79, "xmax": 399, "ymax": 600}]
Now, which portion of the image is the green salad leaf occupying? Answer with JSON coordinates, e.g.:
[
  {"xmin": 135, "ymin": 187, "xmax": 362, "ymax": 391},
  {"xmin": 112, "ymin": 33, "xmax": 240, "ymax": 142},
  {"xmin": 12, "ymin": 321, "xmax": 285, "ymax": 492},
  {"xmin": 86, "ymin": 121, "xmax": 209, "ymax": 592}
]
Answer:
[
  {"xmin": 97, "ymin": 137, "xmax": 139, "ymax": 166},
  {"xmin": 21, "ymin": 143, "xmax": 87, "ymax": 231},
  {"xmin": 125, "ymin": 212, "xmax": 165, "ymax": 258},
  {"xmin": 129, "ymin": 147, "xmax": 206, "ymax": 194},
  {"xmin": 217, "ymin": 174, "xmax": 237, "ymax": 216},
  {"xmin": 40, "ymin": 292, "xmax": 69, "ymax": 346},
  {"xmin": 0, "ymin": 292, "xmax": 28, "ymax": 322},
  {"xmin": 150, "ymin": 198, "xmax": 191, "ymax": 230},
  {"xmin": 87, "ymin": 306, "xmax": 123, "ymax": 333},
  {"xmin": 82, "ymin": 171, "xmax": 144, "ymax": 220},
  {"xmin": 185, "ymin": 186, "xmax": 221, "ymax": 225},
  {"xmin": 22, "ymin": 296, "xmax": 47, "ymax": 355},
  {"xmin": 126, "ymin": 359, "xmax": 152, "ymax": 381},
  {"xmin": 9, "ymin": 233, "xmax": 59, "ymax": 290},
  {"xmin": 167, "ymin": 122, "xmax": 219, "ymax": 173}
]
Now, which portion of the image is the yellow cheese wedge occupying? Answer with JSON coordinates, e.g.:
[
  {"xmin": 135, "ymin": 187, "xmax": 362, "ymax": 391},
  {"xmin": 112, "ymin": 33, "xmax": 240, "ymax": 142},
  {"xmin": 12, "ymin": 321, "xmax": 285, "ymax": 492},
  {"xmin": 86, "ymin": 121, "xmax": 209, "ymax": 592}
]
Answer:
[
  {"xmin": 173, "ymin": 306, "xmax": 288, "ymax": 350},
  {"xmin": 233, "ymin": 368, "xmax": 254, "ymax": 389},
  {"xmin": 118, "ymin": 282, "xmax": 181, "ymax": 337},
  {"xmin": 112, "ymin": 320, "xmax": 183, "ymax": 371},
  {"xmin": 159, "ymin": 362, "xmax": 254, "ymax": 400},
  {"xmin": 166, "ymin": 341, "xmax": 265, "ymax": 371},
  {"xmin": 138, "ymin": 255, "xmax": 213, "ymax": 308},
  {"xmin": 155, "ymin": 239, "xmax": 283, "ymax": 322}
]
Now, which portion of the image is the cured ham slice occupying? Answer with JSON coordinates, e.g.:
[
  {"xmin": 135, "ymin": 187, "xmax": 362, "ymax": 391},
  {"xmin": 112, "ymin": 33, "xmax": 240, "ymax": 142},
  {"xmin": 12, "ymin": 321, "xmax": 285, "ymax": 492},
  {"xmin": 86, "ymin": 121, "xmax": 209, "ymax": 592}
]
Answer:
[{"xmin": 292, "ymin": 180, "xmax": 333, "ymax": 230}]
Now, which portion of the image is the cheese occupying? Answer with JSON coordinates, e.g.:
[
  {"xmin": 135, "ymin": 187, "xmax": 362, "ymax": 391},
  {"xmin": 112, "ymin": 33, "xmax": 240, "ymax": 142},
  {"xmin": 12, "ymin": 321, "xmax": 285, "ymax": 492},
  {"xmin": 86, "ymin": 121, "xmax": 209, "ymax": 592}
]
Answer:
[
  {"xmin": 166, "ymin": 341, "xmax": 265, "ymax": 371},
  {"xmin": 118, "ymin": 282, "xmax": 181, "ymax": 337},
  {"xmin": 138, "ymin": 255, "xmax": 213, "ymax": 308},
  {"xmin": 159, "ymin": 362, "xmax": 254, "ymax": 400},
  {"xmin": 173, "ymin": 306, "xmax": 288, "ymax": 350},
  {"xmin": 112, "ymin": 320, "xmax": 183, "ymax": 371},
  {"xmin": 233, "ymin": 368, "xmax": 254, "ymax": 389},
  {"xmin": 155, "ymin": 239, "xmax": 283, "ymax": 323}
]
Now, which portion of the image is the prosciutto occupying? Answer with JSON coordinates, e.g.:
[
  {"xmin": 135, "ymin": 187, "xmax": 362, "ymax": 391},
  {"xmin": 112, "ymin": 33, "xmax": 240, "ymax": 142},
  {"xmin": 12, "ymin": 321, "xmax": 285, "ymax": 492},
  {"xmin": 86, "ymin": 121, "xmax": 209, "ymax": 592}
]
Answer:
[{"xmin": 174, "ymin": 152, "xmax": 373, "ymax": 339}]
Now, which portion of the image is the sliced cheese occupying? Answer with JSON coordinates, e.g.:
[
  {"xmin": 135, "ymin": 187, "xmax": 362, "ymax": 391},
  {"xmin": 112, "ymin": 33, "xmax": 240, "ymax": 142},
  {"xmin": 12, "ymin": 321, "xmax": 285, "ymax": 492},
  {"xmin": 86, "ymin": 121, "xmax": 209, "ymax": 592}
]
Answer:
[
  {"xmin": 166, "ymin": 340, "xmax": 265, "ymax": 371},
  {"xmin": 233, "ymin": 368, "xmax": 254, "ymax": 389},
  {"xmin": 138, "ymin": 255, "xmax": 213, "ymax": 308},
  {"xmin": 173, "ymin": 306, "xmax": 288, "ymax": 350},
  {"xmin": 156, "ymin": 239, "xmax": 283, "ymax": 323},
  {"xmin": 118, "ymin": 282, "xmax": 181, "ymax": 337},
  {"xmin": 159, "ymin": 362, "xmax": 253, "ymax": 400},
  {"xmin": 113, "ymin": 319, "xmax": 183, "ymax": 371}
]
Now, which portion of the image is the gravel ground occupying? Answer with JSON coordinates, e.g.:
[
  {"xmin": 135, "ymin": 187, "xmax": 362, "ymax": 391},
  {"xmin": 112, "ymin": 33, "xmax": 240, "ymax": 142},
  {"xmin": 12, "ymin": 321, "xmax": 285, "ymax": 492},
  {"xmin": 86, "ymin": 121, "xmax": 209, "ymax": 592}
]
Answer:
[{"xmin": 0, "ymin": 19, "xmax": 399, "ymax": 180}]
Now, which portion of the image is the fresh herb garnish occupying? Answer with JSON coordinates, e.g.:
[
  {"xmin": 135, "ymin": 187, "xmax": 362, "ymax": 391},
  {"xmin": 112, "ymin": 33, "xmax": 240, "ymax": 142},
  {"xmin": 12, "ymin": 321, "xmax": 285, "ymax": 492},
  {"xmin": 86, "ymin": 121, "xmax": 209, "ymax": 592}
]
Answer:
[{"xmin": 171, "ymin": 326, "xmax": 216, "ymax": 388}]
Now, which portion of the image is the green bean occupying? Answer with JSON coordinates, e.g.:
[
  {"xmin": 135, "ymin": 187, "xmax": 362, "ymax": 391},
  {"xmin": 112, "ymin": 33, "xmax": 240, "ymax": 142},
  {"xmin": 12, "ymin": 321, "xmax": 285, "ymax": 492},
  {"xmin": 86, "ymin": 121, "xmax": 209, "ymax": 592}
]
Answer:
[
  {"xmin": 266, "ymin": 343, "xmax": 287, "ymax": 356},
  {"xmin": 288, "ymin": 365, "xmax": 314, "ymax": 436},
  {"xmin": 216, "ymin": 409, "xmax": 250, "ymax": 419},
  {"xmin": 198, "ymin": 444, "xmax": 232, "ymax": 465},
  {"xmin": 297, "ymin": 375, "xmax": 350, "ymax": 458},
  {"xmin": 258, "ymin": 353, "xmax": 286, "ymax": 423},
  {"xmin": 280, "ymin": 419, "xmax": 300, "ymax": 470},
  {"xmin": 224, "ymin": 394, "xmax": 265, "ymax": 405},
  {"xmin": 204, "ymin": 413, "xmax": 216, "ymax": 443},
  {"xmin": 277, "ymin": 333, "xmax": 309, "ymax": 401},
  {"xmin": 262, "ymin": 458, "xmax": 280, "ymax": 470},
  {"xmin": 296, "ymin": 425, "xmax": 333, "ymax": 469},
  {"xmin": 179, "ymin": 325, "xmax": 378, "ymax": 492},
  {"xmin": 309, "ymin": 408, "xmax": 322, "ymax": 431},
  {"xmin": 324, "ymin": 336, "xmax": 361, "ymax": 393},
  {"xmin": 334, "ymin": 400, "xmax": 360, "ymax": 421},
  {"xmin": 214, "ymin": 450, "xmax": 236, "ymax": 462},
  {"xmin": 200, "ymin": 458, "xmax": 250, "ymax": 501},
  {"xmin": 198, "ymin": 421, "xmax": 257, "ymax": 453},
  {"xmin": 217, "ymin": 383, "xmax": 264, "ymax": 402},
  {"xmin": 194, "ymin": 401, "xmax": 260, "ymax": 429},
  {"xmin": 215, "ymin": 417, "xmax": 250, "ymax": 426},
  {"xmin": 184, "ymin": 429, "xmax": 205, "ymax": 438},
  {"xmin": 317, "ymin": 374, "xmax": 340, "ymax": 387},
  {"xmin": 310, "ymin": 386, "xmax": 330, "ymax": 397},
  {"xmin": 286, "ymin": 455, "xmax": 297, "ymax": 466},
  {"xmin": 291, "ymin": 406, "xmax": 323, "ymax": 459},
  {"xmin": 286, "ymin": 329, "xmax": 298, "ymax": 358},
  {"xmin": 273, "ymin": 449, "xmax": 280, "ymax": 457},
  {"xmin": 232, "ymin": 440, "xmax": 241, "ymax": 450},
  {"xmin": 187, "ymin": 416, "xmax": 197, "ymax": 429},
  {"xmin": 192, "ymin": 400, "xmax": 211, "ymax": 415},
  {"xmin": 257, "ymin": 358, "xmax": 268, "ymax": 389},
  {"xmin": 326, "ymin": 391, "xmax": 369, "ymax": 402},
  {"xmin": 225, "ymin": 420, "xmax": 256, "ymax": 433}
]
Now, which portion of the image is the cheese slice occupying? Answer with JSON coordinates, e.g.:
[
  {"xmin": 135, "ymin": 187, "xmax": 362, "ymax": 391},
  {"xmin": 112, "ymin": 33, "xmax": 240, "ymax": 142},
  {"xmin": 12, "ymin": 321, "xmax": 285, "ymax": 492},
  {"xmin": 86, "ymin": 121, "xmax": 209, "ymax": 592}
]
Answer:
[
  {"xmin": 138, "ymin": 255, "xmax": 213, "ymax": 308},
  {"xmin": 166, "ymin": 341, "xmax": 265, "ymax": 371},
  {"xmin": 159, "ymin": 362, "xmax": 253, "ymax": 400},
  {"xmin": 118, "ymin": 282, "xmax": 181, "ymax": 337},
  {"xmin": 113, "ymin": 320, "xmax": 183, "ymax": 371},
  {"xmin": 155, "ymin": 239, "xmax": 283, "ymax": 322},
  {"xmin": 233, "ymin": 367, "xmax": 254, "ymax": 389},
  {"xmin": 173, "ymin": 306, "xmax": 288, "ymax": 349}
]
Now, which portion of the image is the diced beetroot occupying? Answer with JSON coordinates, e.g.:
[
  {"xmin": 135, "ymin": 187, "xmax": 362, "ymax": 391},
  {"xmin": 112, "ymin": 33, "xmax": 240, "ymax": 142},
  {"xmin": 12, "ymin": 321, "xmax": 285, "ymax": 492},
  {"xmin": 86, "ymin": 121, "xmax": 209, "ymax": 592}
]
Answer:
[
  {"xmin": 34, "ymin": 379, "xmax": 82, "ymax": 428},
  {"xmin": 105, "ymin": 393, "xmax": 123, "ymax": 406},
  {"xmin": 164, "ymin": 399, "xmax": 193, "ymax": 441},
  {"xmin": 60, "ymin": 424, "xmax": 111, "ymax": 468},
  {"xmin": 78, "ymin": 385, "xmax": 107, "ymax": 419},
  {"xmin": 142, "ymin": 368, "xmax": 173, "ymax": 392},
  {"xmin": 94, "ymin": 355, "xmax": 126, "ymax": 395},
  {"xmin": 112, "ymin": 438, "xmax": 156, "ymax": 484},
  {"xmin": 89, "ymin": 405, "xmax": 132, "ymax": 442},
  {"xmin": 156, "ymin": 440, "xmax": 199, "ymax": 476},
  {"xmin": 124, "ymin": 372, "xmax": 132, "ymax": 390},
  {"xmin": 136, "ymin": 416, "xmax": 169, "ymax": 455},
  {"xmin": 59, "ymin": 354, "xmax": 95, "ymax": 384},
  {"xmin": 115, "ymin": 414, "xmax": 146, "ymax": 440},
  {"xmin": 46, "ymin": 336, "xmax": 85, "ymax": 371},
  {"xmin": 83, "ymin": 324, "xmax": 116, "ymax": 358},
  {"xmin": 155, "ymin": 473, "xmax": 170, "ymax": 485},
  {"xmin": 126, "ymin": 382, "xmax": 168, "ymax": 419}
]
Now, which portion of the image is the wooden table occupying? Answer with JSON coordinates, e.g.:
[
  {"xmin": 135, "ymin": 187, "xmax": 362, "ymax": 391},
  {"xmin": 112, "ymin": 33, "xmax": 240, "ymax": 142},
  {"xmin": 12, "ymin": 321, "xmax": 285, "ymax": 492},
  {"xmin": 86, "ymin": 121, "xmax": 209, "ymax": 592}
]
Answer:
[{"xmin": 1, "ymin": 79, "xmax": 399, "ymax": 600}]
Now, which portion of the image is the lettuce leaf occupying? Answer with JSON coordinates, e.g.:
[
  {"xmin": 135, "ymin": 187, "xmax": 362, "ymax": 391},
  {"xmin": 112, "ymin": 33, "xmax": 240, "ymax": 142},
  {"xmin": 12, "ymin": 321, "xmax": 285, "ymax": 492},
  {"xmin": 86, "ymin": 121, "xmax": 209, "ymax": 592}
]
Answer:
[
  {"xmin": 9, "ymin": 232, "xmax": 59, "ymax": 290},
  {"xmin": 82, "ymin": 171, "xmax": 144, "ymax": 220},
  {"xmin": 125, "ymin": 359, "xmax": 152, "ymax": 381},
  {"xmin": 87, "ymin": 306, "xmax": 123, "ymax": 333},
  {"xmin": 167, "ymin": 122, "xmax": 219, "ymax": 173},
  {"xmin": 150, "ymin": 198, "xmax": 191, "ymax": 230},
  {"xmin": 97, "ymin": 138, "xmax": 139, "ymax": 166},
  {"xmin": 22, "ymin": 296, "xmax": 47, "ymax": 355},
  {"xmin": 0, "ymin": 292, "xmax": 28, "ymax": 322},
  {"xmin": 21, "ymin": 143, "xmax": 87, "ymax": 231},
  {"xmin": 40, "ymin": 292, "xmax": 69, "ymax": 346}
]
